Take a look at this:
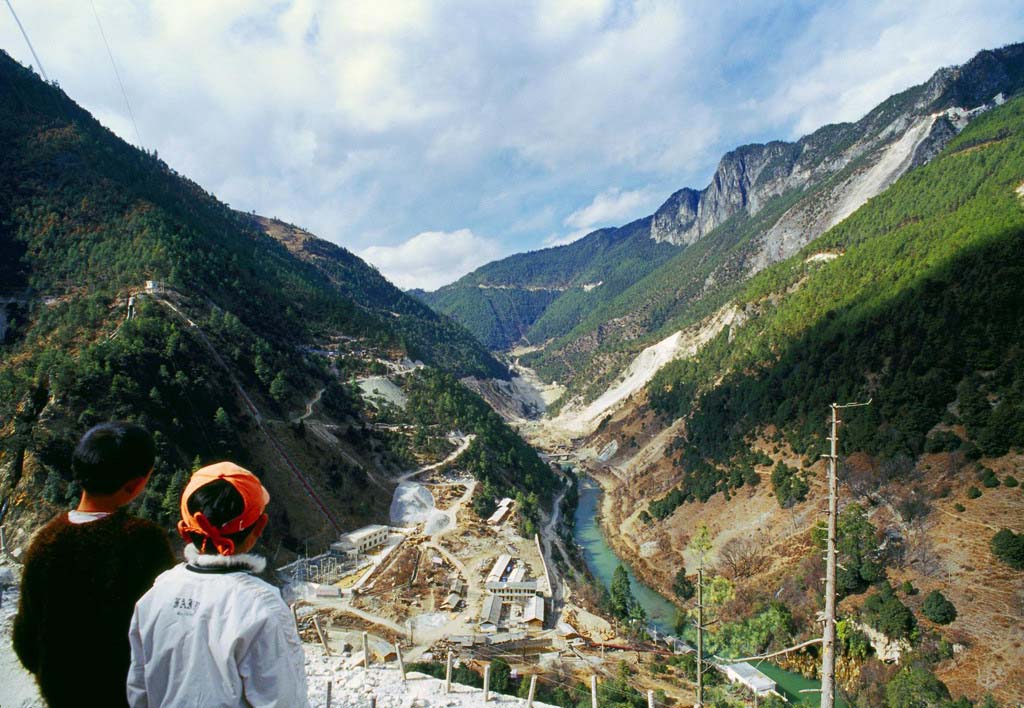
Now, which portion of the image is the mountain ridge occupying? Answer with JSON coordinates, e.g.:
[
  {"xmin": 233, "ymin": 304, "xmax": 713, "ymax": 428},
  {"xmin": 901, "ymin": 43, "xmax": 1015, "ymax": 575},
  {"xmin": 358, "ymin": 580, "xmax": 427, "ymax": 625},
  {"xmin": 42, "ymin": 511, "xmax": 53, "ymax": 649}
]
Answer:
[
  {"xmin": 420, "ymin": 43, "xmax": 1024, "ymax": 405},
  {"xmin": 0, "ymin": 49, "xmax": 533, "ymax": 558},
  {"xmin": 517, "ymin": 41, "xmax": 1024, "ymax": 405}
]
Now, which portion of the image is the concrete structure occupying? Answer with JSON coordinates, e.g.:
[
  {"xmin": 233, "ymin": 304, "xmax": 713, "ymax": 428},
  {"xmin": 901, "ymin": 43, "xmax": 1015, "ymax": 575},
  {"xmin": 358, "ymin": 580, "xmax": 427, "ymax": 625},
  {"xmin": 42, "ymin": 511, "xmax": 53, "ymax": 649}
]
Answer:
[
  {"xmin": 485, "ymin": 580, "xmax": 539, "ymax": 599},
  {"xmin": 533, "ymin": 534, "xmax": 553, "ymax": 598},
  {"xmin": 719, "ymin": 662, "xmax": 776, "ymax": 696},
  {"xmin": 333, "ymin": 525, "xmax": 390, "ymax": 556},
  {"xmin": 485, "ymin": 556, "xmax": 541, "ymax": 599}
]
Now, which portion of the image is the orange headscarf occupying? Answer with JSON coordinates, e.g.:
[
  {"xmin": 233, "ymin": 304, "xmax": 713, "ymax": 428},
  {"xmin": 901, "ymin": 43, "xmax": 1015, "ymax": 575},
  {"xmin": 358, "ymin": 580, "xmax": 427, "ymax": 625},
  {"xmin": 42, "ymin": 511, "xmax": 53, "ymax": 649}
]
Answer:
[{"xmin": 177, "ymin": 462, "xmax": 270, "ymax": 556}]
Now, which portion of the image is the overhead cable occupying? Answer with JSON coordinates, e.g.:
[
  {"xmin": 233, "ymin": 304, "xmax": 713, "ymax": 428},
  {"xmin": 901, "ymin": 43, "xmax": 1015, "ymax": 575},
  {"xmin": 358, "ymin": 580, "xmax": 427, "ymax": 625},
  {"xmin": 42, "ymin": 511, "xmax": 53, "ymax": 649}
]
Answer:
[
  {"xmin": 90, "ymin": 0, "xmax": 143, "ymax": 146},
  {"xmin": 3, "ymin": 0, "xmax": 49, "ymax": 82}
]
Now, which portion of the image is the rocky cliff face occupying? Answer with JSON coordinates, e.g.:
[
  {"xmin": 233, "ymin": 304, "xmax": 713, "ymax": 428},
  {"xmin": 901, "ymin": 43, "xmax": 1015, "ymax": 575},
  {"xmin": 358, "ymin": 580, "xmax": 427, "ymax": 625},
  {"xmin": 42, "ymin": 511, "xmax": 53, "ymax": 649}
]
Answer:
[{"xmin": 649, "ymin": 43, "xmax": 1024, "ymax": 257}]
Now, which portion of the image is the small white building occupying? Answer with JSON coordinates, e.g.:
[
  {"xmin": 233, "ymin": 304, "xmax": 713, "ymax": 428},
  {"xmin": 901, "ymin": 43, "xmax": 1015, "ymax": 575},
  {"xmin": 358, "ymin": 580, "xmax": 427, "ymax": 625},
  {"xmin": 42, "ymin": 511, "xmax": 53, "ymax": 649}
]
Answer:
[
  {"xmin": 485, "ymin": 580, "xmax": 539, "ymax": 599},
  {"xmin": 332, "ymin": 525, "xmax": 389, "ymax": 556},
  {"xmin": 719, "ymin": 662, "xmax": 776, "ymax": 696}
]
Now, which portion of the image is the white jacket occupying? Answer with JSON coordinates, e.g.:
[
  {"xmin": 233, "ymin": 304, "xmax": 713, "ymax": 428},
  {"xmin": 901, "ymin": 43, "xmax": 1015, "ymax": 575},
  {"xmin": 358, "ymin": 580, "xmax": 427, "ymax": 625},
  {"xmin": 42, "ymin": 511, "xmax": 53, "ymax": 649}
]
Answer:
[{"xmin": 128, "ymin": 547, "xmax": 309, "ymax": 707}]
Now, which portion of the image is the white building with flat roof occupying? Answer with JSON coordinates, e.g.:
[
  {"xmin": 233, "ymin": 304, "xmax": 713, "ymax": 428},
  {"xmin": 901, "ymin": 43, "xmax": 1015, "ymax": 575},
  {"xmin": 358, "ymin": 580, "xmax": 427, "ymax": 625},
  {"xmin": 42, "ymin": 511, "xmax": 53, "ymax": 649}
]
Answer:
[
  {"xmin": 332, "ymin": 525, "xmax": 389, "ymax": 555},
  {"xmin": 719, "ymin": 662, "xmax": 776, "ymax": 696},
  {"xmin": 485, "ymin": 580, "xmax": 539, "ymax": 599}
]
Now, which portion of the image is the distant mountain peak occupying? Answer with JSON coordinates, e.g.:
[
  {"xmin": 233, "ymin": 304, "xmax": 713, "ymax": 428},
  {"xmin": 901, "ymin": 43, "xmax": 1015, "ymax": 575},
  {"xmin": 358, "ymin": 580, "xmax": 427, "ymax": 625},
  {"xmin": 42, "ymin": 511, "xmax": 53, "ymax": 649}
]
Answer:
[{"xmin": 648, "ymin": 41, "xmax": 1024, "ymax": 248}]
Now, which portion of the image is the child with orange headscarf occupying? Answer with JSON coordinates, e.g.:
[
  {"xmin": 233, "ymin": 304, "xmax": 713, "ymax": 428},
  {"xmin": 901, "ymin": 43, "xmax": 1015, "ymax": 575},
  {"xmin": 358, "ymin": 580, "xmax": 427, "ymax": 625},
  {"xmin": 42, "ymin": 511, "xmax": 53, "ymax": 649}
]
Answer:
[{"xmin": 127, "ymin": 462, "xmax": 309, "ymax": 707}]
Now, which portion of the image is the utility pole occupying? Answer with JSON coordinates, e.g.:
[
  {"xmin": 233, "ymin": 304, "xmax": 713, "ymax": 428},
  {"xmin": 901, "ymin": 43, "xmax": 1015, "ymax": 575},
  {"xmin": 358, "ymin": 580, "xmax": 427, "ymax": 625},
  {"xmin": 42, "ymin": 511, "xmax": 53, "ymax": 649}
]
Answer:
[
  {"xmin": 696, "ymin": 567, "xmax": 704, "ymax": 708},
  {"xmin": 821, "ymin": 400, "xmax": 870, "ymax": 708}
]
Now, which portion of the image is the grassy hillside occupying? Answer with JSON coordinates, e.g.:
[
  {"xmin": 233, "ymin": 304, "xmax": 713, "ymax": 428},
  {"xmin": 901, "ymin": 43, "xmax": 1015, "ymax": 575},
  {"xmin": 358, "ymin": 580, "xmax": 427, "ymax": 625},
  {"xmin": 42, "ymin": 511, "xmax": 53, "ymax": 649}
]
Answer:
[
  {"xmin": 0, "ymin": 51, "xmax": 501, "ymax": 380},
  {"xmin": 415, "ymin": 285, "xmax": 561, "ymax": 351},
  {"xmin": 590, "ymin": 95, "xmax": 1024, "ymax": 708},
  {"xmin": 520, "ymin": 44, "xmax": 1024, "ymax": 405}
]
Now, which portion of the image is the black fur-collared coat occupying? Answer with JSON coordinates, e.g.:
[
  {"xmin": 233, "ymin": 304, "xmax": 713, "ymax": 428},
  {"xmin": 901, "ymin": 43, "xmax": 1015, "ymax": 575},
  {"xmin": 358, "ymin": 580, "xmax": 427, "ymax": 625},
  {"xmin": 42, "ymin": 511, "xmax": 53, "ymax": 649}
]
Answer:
[{"xmin": 13, "ymin": 509, "xmax": 174, "ymax": 707}]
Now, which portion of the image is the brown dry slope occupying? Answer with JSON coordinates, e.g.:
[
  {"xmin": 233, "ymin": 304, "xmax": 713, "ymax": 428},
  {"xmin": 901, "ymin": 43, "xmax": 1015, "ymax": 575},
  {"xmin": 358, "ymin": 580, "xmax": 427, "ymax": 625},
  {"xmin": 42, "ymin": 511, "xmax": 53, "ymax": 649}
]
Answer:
[
  {"xmin": 921, "ymin": 461, "xmax": 1024, "ymax": 705},
  {"xmin": 583, "ymin": 401, "xmax": 1024, "ymax": 704}
]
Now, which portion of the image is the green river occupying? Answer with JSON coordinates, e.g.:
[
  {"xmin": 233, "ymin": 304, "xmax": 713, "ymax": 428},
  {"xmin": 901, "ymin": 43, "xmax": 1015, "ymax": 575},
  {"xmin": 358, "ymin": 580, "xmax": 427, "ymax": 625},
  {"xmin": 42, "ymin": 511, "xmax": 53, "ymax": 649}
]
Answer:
[{"xmin": 572, "ymin": 476, "xmax": 833, "ymax": 705}]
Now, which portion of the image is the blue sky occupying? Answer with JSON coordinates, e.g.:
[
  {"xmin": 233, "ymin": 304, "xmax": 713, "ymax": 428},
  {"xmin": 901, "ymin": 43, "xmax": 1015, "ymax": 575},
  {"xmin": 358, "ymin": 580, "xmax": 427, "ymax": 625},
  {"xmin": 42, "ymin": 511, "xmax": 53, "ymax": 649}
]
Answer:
[{"xmin": 2, "ymin": 1, "xmax": 1022, "ymax": 289}]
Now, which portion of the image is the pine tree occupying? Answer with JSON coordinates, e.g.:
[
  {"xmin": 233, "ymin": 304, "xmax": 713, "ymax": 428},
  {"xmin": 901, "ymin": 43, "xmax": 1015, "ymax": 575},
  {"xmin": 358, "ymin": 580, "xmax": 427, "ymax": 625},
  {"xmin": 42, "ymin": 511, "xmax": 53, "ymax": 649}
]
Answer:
[{"xmin": 269, "ymin": 371, "xmax": 288, "ymax": 403}]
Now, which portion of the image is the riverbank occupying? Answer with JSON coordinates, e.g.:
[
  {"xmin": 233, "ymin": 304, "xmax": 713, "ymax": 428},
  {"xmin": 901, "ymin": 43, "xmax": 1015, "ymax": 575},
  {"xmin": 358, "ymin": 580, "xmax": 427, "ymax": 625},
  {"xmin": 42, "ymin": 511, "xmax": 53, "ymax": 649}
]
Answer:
[
  {"xmin": 573, "ymin": 476, "xmax": 832, "ymax": 706},
  {"xmin": 588, "ymin": 467, "xmax": 685, "ymax": 619}
]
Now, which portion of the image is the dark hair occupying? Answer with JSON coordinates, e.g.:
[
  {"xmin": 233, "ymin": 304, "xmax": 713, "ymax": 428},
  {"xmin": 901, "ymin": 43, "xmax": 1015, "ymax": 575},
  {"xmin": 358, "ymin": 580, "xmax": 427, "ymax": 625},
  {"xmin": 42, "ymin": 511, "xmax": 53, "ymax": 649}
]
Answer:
[
  {"xmin": 72, "ymin": 422, "xmax": 155, "ymax": 495},
  {"xmin": 185, "ymin": 479, "xmax": 255, "ymax": 552}
]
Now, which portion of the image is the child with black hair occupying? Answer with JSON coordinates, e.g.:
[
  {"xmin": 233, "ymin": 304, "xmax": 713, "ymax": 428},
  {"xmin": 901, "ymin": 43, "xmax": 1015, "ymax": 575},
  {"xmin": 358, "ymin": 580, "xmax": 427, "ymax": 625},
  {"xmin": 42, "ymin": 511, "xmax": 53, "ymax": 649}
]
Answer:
[
  {"xmin": 13, "ymin": 422, "xmax": 175, "ymax": 708},
  {"xmin": 128, "ymin": 462, "xmax": 308, "ymax": 707}
]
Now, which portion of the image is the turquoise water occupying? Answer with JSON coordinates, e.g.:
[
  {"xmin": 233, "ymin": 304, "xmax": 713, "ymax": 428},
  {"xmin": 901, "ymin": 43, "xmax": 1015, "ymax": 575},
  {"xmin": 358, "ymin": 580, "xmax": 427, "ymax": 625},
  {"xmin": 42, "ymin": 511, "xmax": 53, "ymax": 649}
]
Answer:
[
  {"xmin": 572, "ymin": 476, "xmax": 680, "ymax": 633},
  {"xmin": 572, "ymin": 476, "xmax": 831, "ymax": 705},
  {"xmin": 757, "ymin": 662, "xmax": 832, "ymax": 705}
]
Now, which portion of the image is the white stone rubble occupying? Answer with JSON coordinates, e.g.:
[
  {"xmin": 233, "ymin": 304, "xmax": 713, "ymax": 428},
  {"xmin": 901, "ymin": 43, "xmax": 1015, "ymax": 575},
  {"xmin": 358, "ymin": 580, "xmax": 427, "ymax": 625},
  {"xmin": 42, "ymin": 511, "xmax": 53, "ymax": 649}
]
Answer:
[{"xmin": 304, "ymin": 646, "xmax": 557, "ymax": 708}]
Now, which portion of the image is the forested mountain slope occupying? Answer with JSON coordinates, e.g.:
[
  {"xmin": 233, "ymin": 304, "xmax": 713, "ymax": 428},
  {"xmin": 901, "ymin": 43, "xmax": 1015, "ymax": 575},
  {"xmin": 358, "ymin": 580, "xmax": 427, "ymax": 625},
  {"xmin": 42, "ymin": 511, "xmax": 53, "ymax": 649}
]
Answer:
[
  {"xmin": 414, "ymin": 218, "xmax": 679, "ymax": 350},
  {"xmin": 419, "ymin": 44, "xmax": 1024, "ymax": 415},
  {"xmin": 524, "ymin": 43, "xmax": 1024, "ymax": 406},
  {"xmin": 0, "ymin": 50, "xmax": 530, "ymax": 555}
]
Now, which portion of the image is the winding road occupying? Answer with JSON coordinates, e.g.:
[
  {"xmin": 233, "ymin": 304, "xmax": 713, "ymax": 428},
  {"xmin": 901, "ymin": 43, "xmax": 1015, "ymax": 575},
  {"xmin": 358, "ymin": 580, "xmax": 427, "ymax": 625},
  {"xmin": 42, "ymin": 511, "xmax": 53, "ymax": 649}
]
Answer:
[
  {"xmin": 397, "ymin": 434, "xmax": 475, "ymax": 483},
  {"xmin": 294, "ymin": 386, "xmax": 325, "ymax": 423}
]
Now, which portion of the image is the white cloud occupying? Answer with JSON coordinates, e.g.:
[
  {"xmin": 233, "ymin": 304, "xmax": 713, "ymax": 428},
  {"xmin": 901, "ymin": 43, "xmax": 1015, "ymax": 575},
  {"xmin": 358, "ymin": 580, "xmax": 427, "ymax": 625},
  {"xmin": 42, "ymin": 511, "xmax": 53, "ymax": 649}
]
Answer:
[
  {"xmin": 759, "ymin": 1, "xmax": 1024, "ymax": 136},
  {"xmin": 359, "ymin": 229, "xmax": 505, "ymax": 290},
  {"xmin": 565, "ymin": 187, "xmax": 658, "ymax": 229},
  {"xmin": 0, "ymin": 0, "xmax": 1021, "ymax": 265},
  {"xmin": 546, "ymin": 187, "xmax": 660, "ymax": 245},
  {"xmin": 534, "ymin": 0, "xmax": 611, "ymax": 40}
]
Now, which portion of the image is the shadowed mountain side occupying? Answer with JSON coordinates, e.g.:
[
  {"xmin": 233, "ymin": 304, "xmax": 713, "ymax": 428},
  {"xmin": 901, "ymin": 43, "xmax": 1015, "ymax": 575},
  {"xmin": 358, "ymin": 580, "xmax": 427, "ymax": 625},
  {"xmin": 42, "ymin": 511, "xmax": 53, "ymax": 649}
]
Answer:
[{"xmin": 641, "ymin": 93, "xmax": 1024, "ymax": 504}]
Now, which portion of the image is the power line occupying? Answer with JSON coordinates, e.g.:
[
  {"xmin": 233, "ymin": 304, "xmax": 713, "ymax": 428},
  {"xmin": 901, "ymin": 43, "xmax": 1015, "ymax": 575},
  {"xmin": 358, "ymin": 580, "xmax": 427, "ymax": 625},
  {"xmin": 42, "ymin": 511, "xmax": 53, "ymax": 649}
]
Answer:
[
  {"xmin": 89, "ymin": 0, "xmax": 142, "ymax": 147},
  {"xmin": 3, "ymin": 0, "xmax": 49, "ymax": 82},
  {"xmin": 713, "ymin": 637, "xmax": 823, "ymax": 664}
]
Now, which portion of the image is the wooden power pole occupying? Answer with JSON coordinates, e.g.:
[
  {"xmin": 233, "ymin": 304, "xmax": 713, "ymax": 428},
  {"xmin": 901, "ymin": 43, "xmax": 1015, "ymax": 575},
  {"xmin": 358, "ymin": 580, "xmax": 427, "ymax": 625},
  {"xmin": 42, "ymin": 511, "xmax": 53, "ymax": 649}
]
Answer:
[
  {"xmin": 821, "ymin": 400, "xmax": 870, "ymax": 708},
  {"xmin": 696, "ymin": 567, "xmax": 704, "ymax": 708}
]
